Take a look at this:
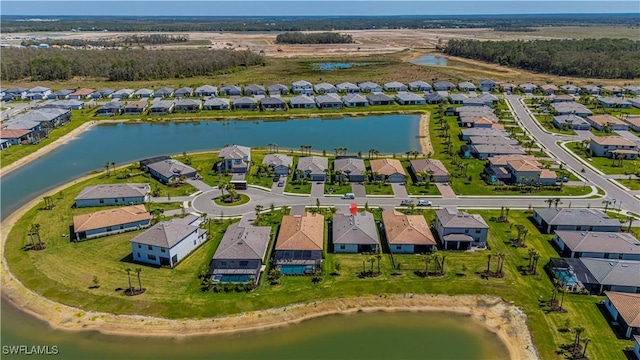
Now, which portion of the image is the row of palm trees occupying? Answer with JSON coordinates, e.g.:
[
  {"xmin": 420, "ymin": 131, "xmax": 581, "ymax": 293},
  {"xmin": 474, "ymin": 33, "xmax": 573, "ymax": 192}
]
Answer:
[{"xmin": 103, "ymin": 161, "xmax": 116, "ymax": 176}]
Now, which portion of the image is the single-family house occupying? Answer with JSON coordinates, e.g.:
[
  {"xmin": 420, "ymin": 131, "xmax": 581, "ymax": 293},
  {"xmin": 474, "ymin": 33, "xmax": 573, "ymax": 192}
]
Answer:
[
  {"xmin": 369, "ymin": 158, "xmax": 405, "ymax": 183},
  {"xmin": 0, "ymin": 129, "xmax": 35, "ymax": 145},
  {"xmin": 552, "ymin": 95, "xmax": 574, "ymax": 103},
  {"xmin": 0, "ymin": 139, "xmax": 10, "ymax": 150},
  {"xmin": 334, "ymin": 157, "xmax": 366, "ymax": 182},
  {"xmin": 479, "ymin": 79, "xmax": 497, "ymax": 92},
  {"xmin": 367, "ymin": 93, "xmax": 394, "ymax": 105},
  {"xmin": 244, "ymin": 84, "xmax": 265, "ymax": 96},
  {"xmin": 384, "ymin": 81, "xmax": 407, "ymax": 92},
  {"xmin": 449, "ymin": 93, "xmax": 468, "ymax": 104},
  {"xmin": 113, "ymin": 89, "xmax": 135, "ymax": 99},
  {"xmin": 408, "ymin": 81, "xmax": 432, "ymax": 92},
  {"xmin": 146, "ymin": 159, "xmax": 198, "ymax": 184},
  {"xmin": 533, "ymin": 208, "xmax": 621, "ymax": 234},
  {"xmin": 425, "ymin": 93, "xmax": 445, "ymax": 104},
  {"xmin": 519, "ymin": 83, "xmax": 537, "ymax": 93},
  {"xmin": 485, "ymin": 154, "xmax": 538, "ymax": 183},
  {"xmin": 382, "ymin": 209, "xmax": 436, "ymax": 253},
  {"xmin": 395, "ymin": 92, "xmax": 426, "ymax": 105},
  {"xmin": 624, "ymin": 86, "xmax": 640, "ymax": 96},
  {"xmin": 631, "ymin": 99, "xmax": 640, "ymax": 109},
  {"xmin": 297, "ymin": 156, "xmax": 328, "ymax": 181},
  {"xmin": 7, "ymin": 87, "xmax": 28, "ymax": 100},
  {"xmin": 75, "ymin": 183, "xmax": 150, "ymax": 208},
  {"xmin": 217, "ymin": 145, "xmax": 251, "ymax": 173},
  {"xmin": 96, "ymin": 88, "xmax": 116, "ymax": 99},
  {"xmin": 314, "ymin": 83, "xmax": 337, "ymax": 94},
  {"xmin": 342, "ymin": 93, "xmax": 368, "ymax": 107},
  {"xmin": 291, "ymin": 80, "xmax": 313, "ymax": 95},
  {"xmin": 203, "ymin": 98, "xmax": 230, "ymax": 110},
  {"xmin": 602, "ymin": 85, "xmax": 624, "ymax": 95},
  {"xmin": 174, "ymin": 99, "xmax": 201, "ymax": 112},
  {"xmin": 219, "ymin": 85, "xmax": 242, "ymax": 96},
  {"xmin": 589, "ymin": 136, "xmax": 639, "ymax": 159},
  {"xmin": 43, "ymin": 99, "xmax": 85, "ymax": 110},
  {"xmin": 634, "ymin": 336, "xmax": 640, "ymax": 360},
  {"xmin": 462, "ymin": 97, "xmax": 489, "ymax": 107},
  {"xmin": 435, "ymin": 208, "xmax": 489, "ymax": 250},
  {"xmin": 148, "ymin": 100, "xmax": 175, "ymax": 115},
  {"xmin": 155, "ymin": 87, "xmax": 174, "ymax": 98},
  {"xmin": 289, "ymin": 95, "xmax": 316, "ymax": 109},
  {"xmin": 478, "ymin": 93, "xmax": 499, "ymax": 104},
  {"xmin": 336, "ymin": 82, "xmax": 360, "ymax": 93},
  {"xmin": 333, "ymin": 211, "xmax": 380, "ymax": 253},
  {"xmin": 503, "ymin": 158, "xmax": 557, "ymax": 185},
  {"xmin": 553, "ymin": 115, "xmax": 591, "ymax": 130},
  {"xmin": 553, "ymin": 231, "xmax": 640, "ymax": 260},
  {"xmin": 134, "ymin": 89, "xmax": 155, "ymax": 98},
  {"xmin": 561, "ymin": 84, "xmax": 580, "ymax": 94},
  {"xmin": 232, "ymin": 97, "xmax": 258, "ymax": 111},
  {"xmin": 599, "ymin": 97, "xmax": 632, "ymax": 108},
  {"xmin": 96, "ymin": 101, "xmax": 125, "ymax": 116},
  {"xmin": 358, "ymin": 81, "xmax": 382, "ymax": 93},
  {"xmin": 579, "ymin": 259, "xmax": 640, "ymax": 294},
  {"xmin": 261, "ymin": 97, "xmax": 287, "ymax": 111},
  {"xmin": 499, "ymin": 83, "xmax": 516, "ymax": 93},
  {"xmin": 460, "ymin": 128, "xmax": 510, "ymax": 141},
  {"xmin": 9, "ymin": 108, "xmax": 70, "ymax": 131},
  {"xmin": 464, "ymin": 144, "xmax": 526, "ymax": 159},
  {"xmin": 582, "ymin": 85, "xmax": 601, "ymax": 95},
  {"xmin": 433, "ymin": 81, "xmax": 455, "ymax": 91},
  {"xmin": 468, "ymin": 136, "xmax": 519, "ymax": 146},
  {"xmin": 68, "ymin": 88, "xmax": 94, "ymax": 100},
  {"xmin": 586, "ymin": 114, "xmax": 629, "ymax": 131},
  {"xmin": 540, "ymin": 84, "xmax": 559, "ymax": 95},
  {"xmin": 316, "ymin": 94, "xmax": 344, "ymax": 109},
  {"xmin": 130, "ymin": 215, "xmax": 206, "ymax": 268},
  {"xmin": 458, "ymin": 81, "xmax": 477, "ymax": 92},
  {"xmin": 26, "ymin": 86, "xmax": 52, "ymax": 100},
  {"xmin": 51, "ymin": 89, "xmax": 74, "ymax": 100},
  {"xmin": 73, "ymin": 204, "xmax": 151, "ymax": 241},
  {"xmin": 175, "ymin": 87, "xmax": 194, "ymax": 98},
  {"xmin": 268, "ymin": 84, "xmax": 289, "ymax": 96},
  {"xmin": 551, "ymin": 102, "xmax": 593, "ymax": 117},
  {"xmin": 274, "ymin": 213, "xmax": 324, "ymax": 274},
  {"xmin": 209, "ymin": 221, "xmax": 271, "ymax": 284},
  {"xmin": 604, "ymin": 292, "xmax": 640, "ymax": 338},
  {"xmin": 194, "ymin": 85, "xmax": 218, "ymax": 97},
  {"xmin": 124, "ymin": 100, "xmax": 148, "ymax": 115},
  {"xmin": 139, "ymin": 156, "xmax": 170, "ymax": 172},
  {"xmin": 625, "ymin": 117, "xmax": 640, "ymax": 132},
  {"xmin": 263, "ymin": 153, "xmax": 293, "ymax": 175},
  {"xmin": 410, "ymin": 159, "xmax": 450, "ymax": 183}
]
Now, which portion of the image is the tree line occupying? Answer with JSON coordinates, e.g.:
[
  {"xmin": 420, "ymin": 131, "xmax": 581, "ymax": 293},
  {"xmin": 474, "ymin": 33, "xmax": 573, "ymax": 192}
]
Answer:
[
  {"xmin": 1, "ymin": 48, "xmax": 264, "ymax": 81},
  {"xmin": 442, "ymin": 38, "xmax": 640, "ymax": 79},
  {"xmin": 21, "ymin": 34, "xmax": 188, "ymax": 48},
  {"xmin": 275, "ymin": 32, "xmax": 353, "ymax": 44}
]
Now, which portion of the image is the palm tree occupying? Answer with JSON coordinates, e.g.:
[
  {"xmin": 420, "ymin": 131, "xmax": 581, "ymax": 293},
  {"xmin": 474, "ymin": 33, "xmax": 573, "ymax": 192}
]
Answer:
[
  {"xmin": 135, "ymin": 268, "xmax": 142, "ymax": 291},
  {"xmin": 602, "ymin": 199, "xmax": 612, "ymax": 212},
  {"xmin": 573, "ymin": 327, "xmax": 585, "ymax": 348},
  {"xmin": 581, "ymin": 338, "xmax": 591, "ymax": 358},
  {"xmin": 368, "ymin": 148, "xmax": 377, "ymax": 159},
  {"xmin": 104, "ymin": 162, "xmax": 111, "ymax": 176},
  {"xmin": 553, "ymin": 198, "xmax": 562, "ymax": 209},
  {"xmin": 531, "ymin": 252, "xmax": 540, "ymax": 275},
  {"xmin": 125, "ymin": 268, "xmax": 133, "ymax": 293},
  {"xmin": 376, "ymin": 254, "xmax": 382, "ymax": 273},
  {"xmin": 425, "ymin": 254, "xmax": 431, "ymax": 275},
  {"xmin": 496, "ymin": 252, "xmax": 506, "ymax": 275},
  {"xmin": 521, "ymin": 229, "xmax": 529, "ymax": 247},
  {"xmin": 31, "ymin": 224, "xmax": 43, "ymax": 249},
  {"xmin": 486, "ymin": 253, "xmax": 492, "ymax": 274},
  {"xmin": 515, "ymin": 224, "xmax": 525, "ymax": 243},
  {"xmin": 110, "ymin": 161, "xmax": 116, "ymax": 174},
  {"xmin": 627, "ymin": 216, "xmax": 635, "ymax": 232},
  {"xmin": 369, "ymin": 257, "xmax": 376, "ymax": 273},
  {"xmin": 255, "ymin": 204, "xmax": 264, "ymax": 217},
  {"xmin": 545, "ymin": 198, "xmax": 554, "ymax": 208}
]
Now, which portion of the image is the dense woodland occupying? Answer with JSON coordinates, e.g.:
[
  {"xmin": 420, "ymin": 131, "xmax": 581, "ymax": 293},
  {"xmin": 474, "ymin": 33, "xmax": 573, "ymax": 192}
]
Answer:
[
  {"xmin": 275, "ymin": 32, "xmax": 353, "ymax": 44},
  {"xmin": 21, "ymin": 34, "xmax": 188, "ymax": 48},
  {"xmin": 1, "ymin": 48, "xmax": 264, "ymax": 81},
  {"xmin": 442, "ymin": 38, "xmax": 640, "ymax": 79},
  {"xmin": 2, "ymin": 14, "xmax": 638, "ymax": 32}
]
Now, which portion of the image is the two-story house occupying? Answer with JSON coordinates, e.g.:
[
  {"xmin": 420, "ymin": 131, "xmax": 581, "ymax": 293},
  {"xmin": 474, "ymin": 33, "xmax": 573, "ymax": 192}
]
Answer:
[{"xmin": 435, "ymin": 208, "xmax": 489, "ymax": 250}]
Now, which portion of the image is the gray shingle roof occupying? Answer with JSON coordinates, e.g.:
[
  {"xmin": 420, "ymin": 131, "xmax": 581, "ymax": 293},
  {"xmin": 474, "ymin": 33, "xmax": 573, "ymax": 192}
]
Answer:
[
  {"xmin": 150, "ymin": 100, "xmax": 175, "ymax": 110},
  {"xmin": 219, "ymin": 145, "xmax": 251, "ymax": 160},
  {"xmin": 555, "ymin": 231, "xmax": 640, "ymax": 255},
  {"xmin": 408, "ymin": 80, "xmax": 431, "ymax": 89},
  {"xmin": 297, "ymin": 156, "xmax": 328, "ymax": 174},
  {"xmin": 130, "ymin": 215, "xmax": 199, "ymax": 248},
  {"xmin": 332, "ymin": 212, "xmax": 380, "ymax": 245},
  {"xmin": 367, "ymin": 93, "xmax": 394, "ymax": 102},
  {"xmin": 290, "ymin": 95, "xmax": 316, "ymax": 105},
  {"xmin": 175, "ymin": 87, "xmax": 194, "ymax": 95},
  {"xmin": 195, "ymin": 85, "xmax": 217, "ymax": 93},
  {"xmin": 336, "ymin": 82, "xmax": 359, "ymax": 91},
  {"xmin": 75, "ymin": 183, "xmax": 150, "ymax": 200},
  {"xmin": 263, "ymin": 154, "xmax": 293, "ymax": 168},
  {"xmin": 268, "ymin": 84, "xmax": 289, "ymax": 93},
  {"xmin": 204, "ymin": 98, "xmax": 229, "ymax": 106},
  {"xmin": 233, "ymin": 97, "xmax": 258, "ymax": 105},
  {"xmin": 314, "ymin": 83, "xmax": 337, "ymax": 91},
  {"xmin": 534, "ymin": 208, "xmax": 621, "ymax": 227},
  {"xmin": 261, "ymin": 97, "xmax": 286, "ymax": 105},
  {"xmin": 358, "ymin": 81, "xmax": 380, "ymax": 90},
  {"xmin": 342, "ymin": 93, "xmax": 367, "ymax": 103},
  {"xmin": 147, "ymin": 159, "xmax": 197, "ymax": 179},
  {"xmin": 334, "ymin": 158, "xmax": 366, "ymax": 176},
  {"xmin": 175, "ymin": 99, "xmax": 201, "ymax": 107},
  {"xmin": 449, "ymin": 94, "xmax": 468, "ymax": 101},
  {"xmin": 220, "ymin": 85, "xmax": 242, "ymax": 93},
  {"xmin": 579, "ymin": 258, "xmax": 640, "ymax": 287},
  {"xmin": 213, "ymin": 222, "xmax": 271, "ymax": 260},
  {"xmin": 100, "ymin": 101, "xmax": 126, "ymax": 110},
  {"xmin": 135, "ymin": 89, "xmax": 154, "ymax": 96},
  {"xmin": 245, "ymin": 84, "xmax": 265, "ymax": 92},
  {"xmin": 459, "ymin": 81, "xmax": 476, "ymax": 88},
  {"xmin": 292, "ymin": 80, "xmax": 312, "ymax": 87},
  {"xmin": 155, "ymin": 88, "xmax": 174, "ymax": 95},
  {"xmin": 436, "ymin": 208, "xmax": 489, "ymax": 229},
  {"xmin": 395, "ymin": 92, "xmax": 425, "ymax": 102},
  {"xmin": 316, "ymin": 94, "xmax": 343, "ymax": 105},
  {"xmin": 384, "ymin": 81, "xmax": 406, "ymax": 89}
]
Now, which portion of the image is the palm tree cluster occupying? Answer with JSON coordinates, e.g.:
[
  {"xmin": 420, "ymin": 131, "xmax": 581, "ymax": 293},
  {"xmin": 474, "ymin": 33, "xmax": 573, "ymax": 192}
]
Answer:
[
  {"xmin": 27, "ymin": 223, "xmax": 45, "ymax": 250},
  {"xmin": 124, "ymin": 268, "xmax": 145, "ymax": 296},
  {"xmin": 527, "ymin": 248, "xmax": 540, "ymax": 275},
  {"xmin": 485, "ymin": 252, "xmax": 506, "ymax": 278}
]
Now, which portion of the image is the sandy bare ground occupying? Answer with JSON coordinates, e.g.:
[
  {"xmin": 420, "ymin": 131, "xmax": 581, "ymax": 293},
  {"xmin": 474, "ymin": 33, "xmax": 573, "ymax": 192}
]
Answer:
[{"xmin": 419, "ymin": 113, "xmax": 434, "ymax": 155}]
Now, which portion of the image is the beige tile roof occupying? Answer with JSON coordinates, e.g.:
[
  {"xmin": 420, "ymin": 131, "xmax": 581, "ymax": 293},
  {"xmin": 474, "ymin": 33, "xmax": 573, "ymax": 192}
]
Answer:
[
  {"xmin": 471, "ymin": 116, "xmax": 495, "ymax": 125},
  {"xmin": 587, "ymin": 114, "xmax": 626, "ymax": 126},
  {"xmin": 590, "ymin": 136, "xmax": 636, "ymax": 146},
  {"xmin": 507, "ymin": 159, "xmax": 542, "ymax": 172},
  {"xmin": 488, "ymin": 154, "xmax": 539, "ymax": 167},
  {"xmin": 624, "ymin": 117, "xmax": 640, "ymax": 127},
  {"xmin": 370, "ymin": 159, "xmax": 405, "ymax": 176},
  {"xmin": 73, "ymin": 205, "xmax": 151, "ymax": 232},
  {"xmin": 70, "ymin": 88, "xmax": 94, "ymax": 96},
  {"xmin": 0, "ymin": 128, "xmax": 33, "ymax": 138},
  {"xmin": 604, "ymin": 291, "xmax": 640, "ymax": 327},
  {"xmin": 381, "ymin": 209, "xmax": 436, "ymax": 246},
  {"xmin": 125, "ymin": 100, "xmax": 148, "ymax": 109},
  {"xmin": 410, "ymin": 159, "xmax": 449, "ymax": 177},
  {"xmin": 540, "ymin": 169, "xmax": 557, "ymax": 179},
  {"xmin": 275, "ymin": 213, "xmax": 324, "ymax": 251}
]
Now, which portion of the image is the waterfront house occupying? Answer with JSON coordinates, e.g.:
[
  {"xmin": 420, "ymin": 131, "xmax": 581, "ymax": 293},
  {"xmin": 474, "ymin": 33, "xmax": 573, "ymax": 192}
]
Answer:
[
  {"xmin": 174, "ymin": 99, "xmax": 201, "ymax": 112},
  {"xmin": 433, "ymin": 81, "xmax": 455, "ymax": 91},
  {"xmin": 589, "ymin": 136, "xmax": 638, "ymax": 159},
  {"xmin": 449, "ymin": 93, "xmax": 468, "ymax": 104},
  {"xmin": 458, "ymin": 81, "xmax": 477, "ymax": 92},
  {"xmin": 333, "ymin": 211, "xmax": 380, "ymax": 253},
  {"xmin": 604, "ymin": 292, "xmax": 640, "ymax": 338},
  {"xmin": 51, "ymin": 89, "xmax": 74, "ymax": 100},
  {"xmin": 274, "ymin": 213, "xmax": 324, "ymax": 274},
  {"xmin": 260, "ymin": 97, "xmax": 287, "ymax": 111},
  {"xmin": 146, "ymin": 158, "xmax": 198, "ymax": 184},
  {"xmin": 130, "ymin": 215, "xmax": 206, "ymax": 268},
  {"xmin": 124, "ymin": 100, "xmax": 148, "ymax": 115},
  {"xmin": 26, "ymin": 86, "xmax": 52, "ymax": 100},
  {"xmin": 408, "ymin": 81, "xmax": 432, "ymax": 92},
  {"xmin": 314, "ymin": 83, "xmax": 338, "ymax": 94},
  {"xmin": 232, "ymin": 97, "xmax": 258, "ymax": 111},
  {"xmin": 139, "ymin": 156, "xmax": 171, "ymax": 172},
  {"xmin": 334, "ymin": 157, "xmax": 366, "ymax": 182},
  {"xmin": 203, "ymin": 98, "xmax": 230, "ymax": 110},
  {"xmin": 549, "ymin": 257, "xmax": 640, "ymax": 294},
  {"xmin": 519, "ymin": 83, "xmax": 536, "ymax": 93},
  {"xmin": 209, "ymin": 221, "xmax": 271, "ymax": 284},
  {"xmin": 358, "ymin": 82, "xmax": 382, "ymax": 93},
  {"xmin": 384, "ymin": 81, "xmax": 407, "ymax": 92},
  {"xmin": 219, "ymin": 85, "xmax": 242, "ymax": 96},
  {"xmin": 435, "ymin": 208, "xmax": 489, "ymax": 250},
  {"xmin": 553, "ymin": 231, "xmax": 640, "ymax": 260},
  {"xmin": 425, "ymin": 93, "xmax": 445, "ymax": 104},
  {"xmin": 244, "ymin": 84, "xmax": 265, "ymax": 96},
  {"xmin": 336, "ymin": 82, "xmax": 360, "ymax": 93},
  {"xmin": 586, "ymin": 114, "xmax": 629, "ymax": 131},
  {"xmin": 113, "ymin": 89, "xmax": 135, "ymax": 99},
  {"xmin": 369, "ymin": 158, "xmax": 405, "ymax": 183},
  {"xmin": 175, "ymin": 87, "xmax": 194, "ymax": 98},
  {"xmin": 149, "ymin": 100, "xmax": 175, "ymax": 115},
  {"xmin": 316, "ymin": 94, "xmax": 344, "ymax": 109},
  {"xmin": 291, "ymin": 80, "xmax": 313, "ymax": 95},
  {"xmin": 410, "ymin": 159, "xmax": 450, "ymax": 183},
  {"xmin": 479, "ymin": 79, "xmax": 497, "ymax": 92},
  {"xmin": 217, "ymin": 145, "xmax": 251, "ymax": 173},
  {"xmin": 1, "ymin": 120, "xmax": 42, "ymax": 143},
  {"xmin": 551, "ymin": 102, "xmax": 593, "ymax": 117},
  {"xmin": 43, "ymin": 99, "xmax": 85, "ymax": 110},
  {"xmin": 289, "ymin": 95, "xmax": 316, "ymax": 109},
  {"xmin": 533, "ymin": 208, "xmax": 621, "ymax": 234},
  {"xmin": 194, "ymin": 85, "xmax": 218, "ymax": 97},
  {"xmin": 464, "ymin": 144, "xmax": 526, "ymax": 159},
  {"xmin": 75, "ymin": 183, "xmax": 150, "ymax": 208},
  {"xmin": 268, "ymin": 84, "xmax": 289, "ymax": 96},
  {"xmin": 460, "ymin": 128, "xmax": 510, "ymax": 141},
  {"xmin": 540, "ymin": 84, "xmax": 558, "ymax": 95},
  {"xmin": 134, "ymin": 89, "xmax": 155, "ymax": 98},
  {"xmin": 561, "ymin": 84, "xmax": 580, "ymax": 94},
  {"xmin": 382, "ymin": 209, "xmax": 436, "ymax": 253},
  {"xmin": 342, "ymin": 93, "xmax": 368, "ymax": 107},
  {"xmin": 73, "ymin": 205, "xmax": 151, "ymax": 241},
  {"xmin": 395, "ymin": 92, "xmax": 425, "ymax": 105},
  {"xmin": 552, "ymin": 115, "xmax": 591, "ymax": 130},
  {"xmin": 297, "ymin": 156, "xmax": 328, "ymax": 181},
  {"xmin": 598, "ymin": 97, "xmax": 632, "ymax": 108},
  {"xmin": 0, "ymin": 129, "xmax": 35, "ymax": 145},
  {"xmin": 96, "ymin": 101, "xmax": 126, "ymax": 116},
  {"xmin": 155, "ymin": 87, "xmax": 175, "ymax": 98},
  {"xmin": 367, "ymin": 93, "xmax": 394, "ymax": 106},
  {"xmin": 582, "ymin": 85, "xmax": 601, "ymax": 95},
  {"xmin": 262, "ymin": 153, "xmax": 293, "ymax": 175}
]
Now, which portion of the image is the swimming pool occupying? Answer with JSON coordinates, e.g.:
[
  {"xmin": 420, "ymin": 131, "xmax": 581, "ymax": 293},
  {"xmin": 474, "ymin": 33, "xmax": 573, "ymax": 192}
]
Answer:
[{"xmin": 554, "ymin": 269, "xmax": 578, "ymax": 286}]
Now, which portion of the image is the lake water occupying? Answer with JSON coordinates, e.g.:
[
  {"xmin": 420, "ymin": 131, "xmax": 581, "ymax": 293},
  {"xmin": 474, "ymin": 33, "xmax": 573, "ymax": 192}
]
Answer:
[
  {"xmin": 410, "ymin": 55, "xmax": 484, "ymax": 70},
  {"xmin": 0, "ymin": 114, "xmax": 508, "ymax": 360},
  {"xmin": 311, "ymin": 62, "xmax": 377, "ymax": 71}
]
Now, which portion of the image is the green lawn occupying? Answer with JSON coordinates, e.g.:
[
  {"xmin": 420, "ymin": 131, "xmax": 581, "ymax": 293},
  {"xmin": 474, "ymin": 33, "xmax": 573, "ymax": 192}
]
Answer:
[
  {"xmin": 404, "ymin": 182, "xmax": 440, "ymax": 196},
  {"xmin": 364, "ymin": 183, "xmax": 394, "ymax": 195},
  {"xmin": 145, "ymin": 202, "xmax": 184, "ymax": 213},
  {"xmin": 324, "ymin": 183, "xmax": 352, "ymax": 195},
  {"xmin": 566, "ymin": 142, "xmax": 639, "ymax": 175},
  {"xmin": 284, "ymin": 179, "xmax": 312, "ymax": 194},
  {"xmin": 214, "ymin": 193, "xmax": 250, "ymax": 206},
  {"xmin": 618, "ymin": 178, "xmax": 640, "ymax": 190},
  {"xmin": 534, "ymin": 115, "xmax": 577, "ymax": 135},
  {"xmin": 589, "ymin": 128, "xmax": 619, "ymax": 137}
]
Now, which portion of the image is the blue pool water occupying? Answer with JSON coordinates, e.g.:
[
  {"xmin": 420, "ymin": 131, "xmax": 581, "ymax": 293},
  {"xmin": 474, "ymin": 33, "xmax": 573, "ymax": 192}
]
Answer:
[
  {"xmin": 279, "ymin": 265, "xmax": 312, "ymax": 275},
  {"xmin": 554, "ymin": 269, "xmax": 578, "ymax": 286}
]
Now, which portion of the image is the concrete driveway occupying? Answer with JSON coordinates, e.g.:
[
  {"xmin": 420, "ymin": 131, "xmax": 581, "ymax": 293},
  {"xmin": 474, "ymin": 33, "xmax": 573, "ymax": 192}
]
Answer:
[
  {"xmin": 390, "ymin": 183, "xmax": 408, "ymax": 198},
  {"xmin": 271, "ymin": 176, "xmax": 286, "ymax": 194},
  {"xmin": 351, "ymin": 183, "xmax": 366, "ymax": 198},
  {"xmin": 311, "ymin": 181, "xmax": 325, "ymax": 197}
]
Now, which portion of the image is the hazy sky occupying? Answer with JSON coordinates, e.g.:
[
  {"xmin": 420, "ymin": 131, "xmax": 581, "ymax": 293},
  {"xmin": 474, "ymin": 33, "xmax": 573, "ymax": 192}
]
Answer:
[{"xmin": 2, "ymin": 1, "xmax": 639, "ymax": 16}]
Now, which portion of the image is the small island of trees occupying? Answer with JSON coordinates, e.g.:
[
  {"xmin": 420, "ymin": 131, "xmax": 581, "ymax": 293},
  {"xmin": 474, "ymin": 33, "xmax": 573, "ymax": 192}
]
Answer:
[{"xmin": 275, "ymin": 32, "xmax": 354, "ymax": 45}]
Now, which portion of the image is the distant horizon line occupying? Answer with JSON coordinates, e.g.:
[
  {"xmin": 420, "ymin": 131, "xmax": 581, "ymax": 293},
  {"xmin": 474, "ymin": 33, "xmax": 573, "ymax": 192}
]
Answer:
[{"xmin": 2, "ymin": 13, "xmax": 639, "ymax": 18}]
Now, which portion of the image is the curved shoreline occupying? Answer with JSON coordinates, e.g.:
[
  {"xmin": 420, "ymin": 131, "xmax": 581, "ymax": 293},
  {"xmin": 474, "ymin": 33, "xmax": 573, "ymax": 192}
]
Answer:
[{"xmin": 418, "ymin": 113, "xmax": 433, "ymax": 155}]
